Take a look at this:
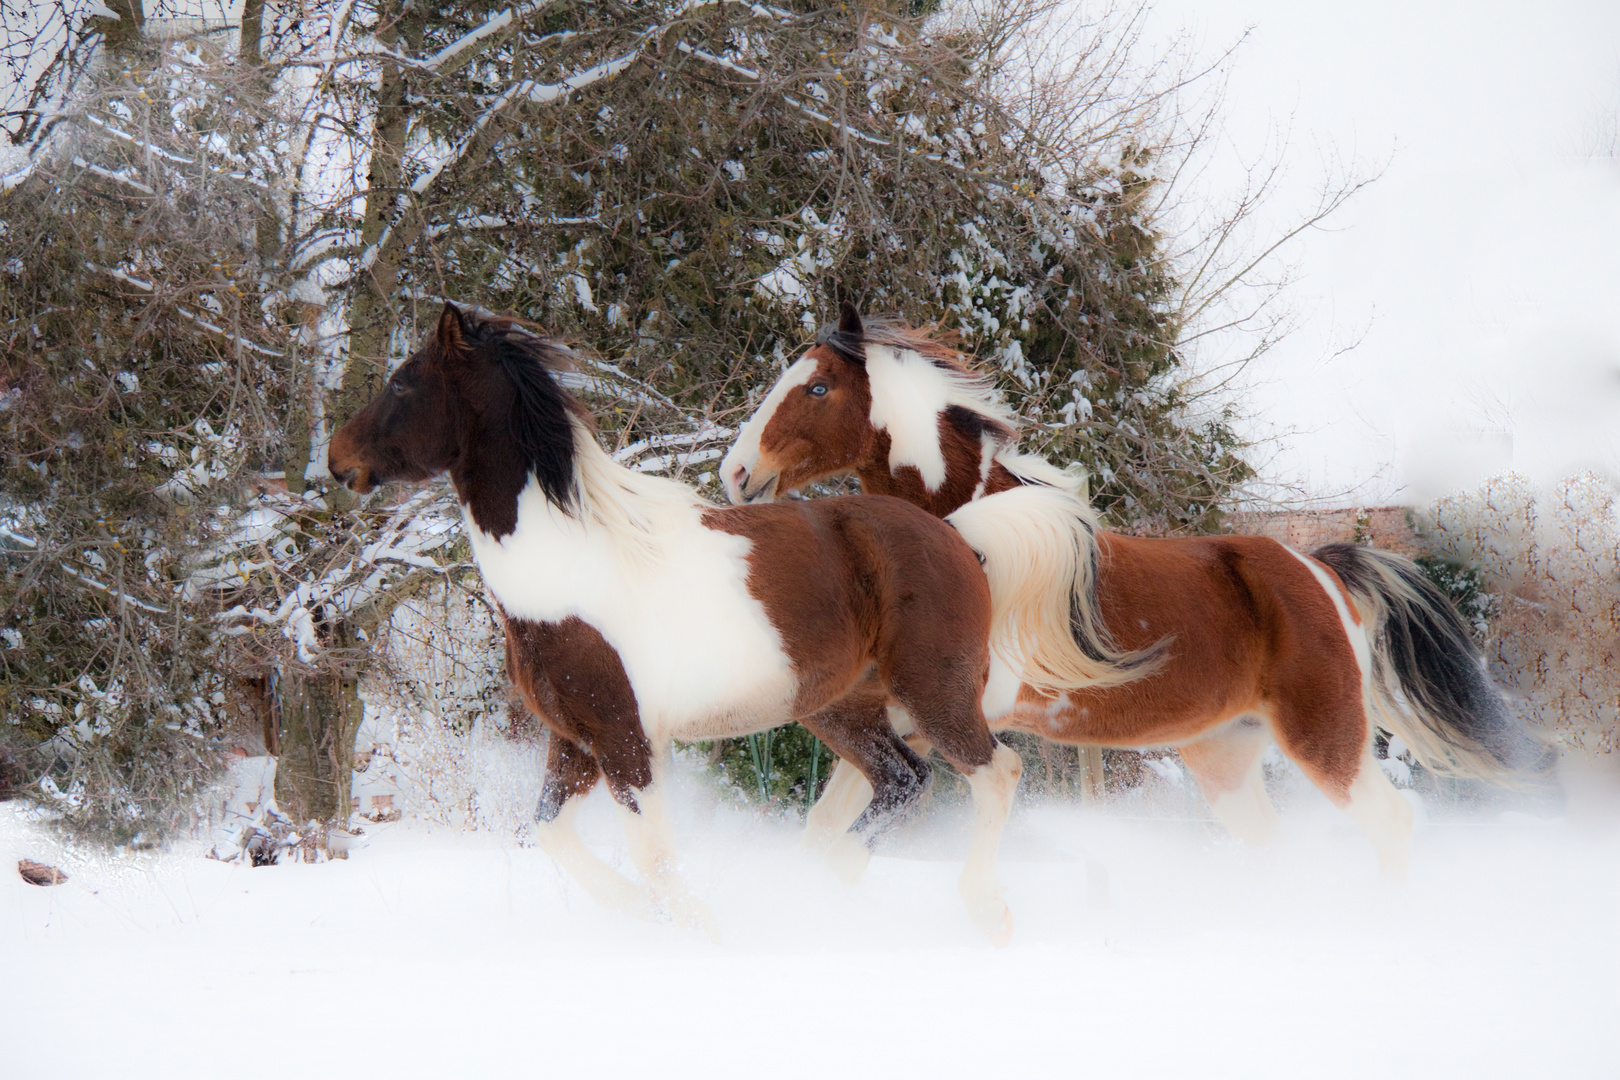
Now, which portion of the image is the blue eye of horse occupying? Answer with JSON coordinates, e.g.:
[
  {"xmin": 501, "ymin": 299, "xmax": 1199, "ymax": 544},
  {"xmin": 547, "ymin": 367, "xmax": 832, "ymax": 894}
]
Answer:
[{"xmin": 808, "ymin": 384, "xmax": 828, "ymax": 397}]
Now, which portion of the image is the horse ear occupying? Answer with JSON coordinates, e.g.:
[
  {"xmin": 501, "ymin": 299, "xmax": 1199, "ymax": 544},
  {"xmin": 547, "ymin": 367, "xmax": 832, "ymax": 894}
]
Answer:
[
  {"xmin": 838, "ymin": 301, "xmax": 864, "ymax": 338},
  {"xmin": 437, "ymin": 303, "xmax": 469, "ymax": 353}
]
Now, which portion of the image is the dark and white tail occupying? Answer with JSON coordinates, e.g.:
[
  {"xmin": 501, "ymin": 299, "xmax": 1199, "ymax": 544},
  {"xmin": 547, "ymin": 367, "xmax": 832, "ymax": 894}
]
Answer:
[
  {"xmin": 947, "ymin": 486, "xmax": 1165, "ymax": 693},
  {"xmin": 1312, "ymin": 543, "xmax": 1554, "ymax": 783}
]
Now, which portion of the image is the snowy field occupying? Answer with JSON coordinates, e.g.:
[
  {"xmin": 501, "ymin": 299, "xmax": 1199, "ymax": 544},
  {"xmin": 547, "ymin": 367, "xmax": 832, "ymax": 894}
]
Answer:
[{"xmin": 5, "ymin": 760, "xmax": 1617, "ymax": 1080}]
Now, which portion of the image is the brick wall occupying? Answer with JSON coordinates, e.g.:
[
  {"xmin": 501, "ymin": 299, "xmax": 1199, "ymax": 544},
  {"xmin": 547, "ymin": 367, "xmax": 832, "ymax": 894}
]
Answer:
[{"xmin": 1226, "ymin": 505, "xmax": 1426, "ymax": 558}]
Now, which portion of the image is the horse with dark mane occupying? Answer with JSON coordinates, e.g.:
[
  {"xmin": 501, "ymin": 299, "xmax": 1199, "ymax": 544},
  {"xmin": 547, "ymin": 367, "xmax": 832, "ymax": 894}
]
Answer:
[
  {"xmin": 329, "ymin": 304, "xmax": 1100, "ymax": 942},
  {"xmin": 722, "ymin": 304, "xmax": 1552, "ymax": 876}
]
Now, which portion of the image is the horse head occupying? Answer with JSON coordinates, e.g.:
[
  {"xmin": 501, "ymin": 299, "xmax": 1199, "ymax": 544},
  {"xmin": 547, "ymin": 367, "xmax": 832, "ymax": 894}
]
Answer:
[
  {"xmin": 722, "ymin": 302, "xmax": 877, "ymax": 504},
  {"xmin": 723, "ymin": 304, "xmax": 1032, "ymax": 515},
  {"xmin": 329, "ymin": 303, "xmax": 585, "ymax": 536}
]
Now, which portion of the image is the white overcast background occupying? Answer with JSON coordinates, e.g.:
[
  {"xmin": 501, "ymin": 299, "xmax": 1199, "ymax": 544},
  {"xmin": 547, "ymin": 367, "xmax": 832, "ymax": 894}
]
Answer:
[
  {"xmin": 1152, "ymin": 0, "xmax": 1620, "ymax": 504},
  {"xmin": 6, "ymin": 2, "xmax": 1617, "ymax": 503}
]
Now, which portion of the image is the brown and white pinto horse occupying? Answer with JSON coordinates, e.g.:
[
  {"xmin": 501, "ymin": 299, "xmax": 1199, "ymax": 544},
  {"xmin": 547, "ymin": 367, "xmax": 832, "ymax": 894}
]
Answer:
[
  {"xmin": 722, "ymin": 305, "xmax": 1551, "ymax": 875},
  {"xmin": 327, "ymin": 304, "xmax": 1099, "ymax": 943}
]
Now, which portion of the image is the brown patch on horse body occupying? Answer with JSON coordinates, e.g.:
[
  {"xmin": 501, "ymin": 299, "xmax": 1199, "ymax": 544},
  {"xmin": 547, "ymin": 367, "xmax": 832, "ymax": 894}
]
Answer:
[
  {"xmin": 503, "ymin": 614, "xmax": 652, "ymax": 808},
  {"xmin": 997, "ymin": 533, "xmax": 1367, "ymax": 800},
  {"xmin": 705, "ymin": 496, "xmax": 997, "ymax": 772},
  {"xmin": 854, "ymin": 414, "xmax": 1027, "ymax": 517}
]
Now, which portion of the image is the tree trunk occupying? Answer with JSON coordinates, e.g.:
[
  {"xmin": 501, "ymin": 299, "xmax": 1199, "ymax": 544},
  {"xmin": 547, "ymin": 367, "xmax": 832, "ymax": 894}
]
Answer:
[
  {"xmin": 239, "ymin": 0, "xmax": 266, "ymax": 67},
  {"xmin": 96, "ymin": 0, "xmax": 146, "ymax": 55},
  {"xmin": 275, "ymin": 625, "xmax": 364, "ymax": 827},
  {"xmin": 1078, "ymin": 745, "xmax": 1106, "ymax": 806},
  {"xmin": 341, "ymin": 2, "xmax": 425, "ymax": 423}
]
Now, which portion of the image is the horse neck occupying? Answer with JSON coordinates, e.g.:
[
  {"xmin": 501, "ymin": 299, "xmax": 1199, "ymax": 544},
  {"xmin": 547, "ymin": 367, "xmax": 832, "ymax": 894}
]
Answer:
[
  {"xmin": 449, "ymin": 411, "xmax": 531, "ymax": 539},
  {"xmin": 854, "ymin": 417, "xmax": 1027, "ymax": 519}
]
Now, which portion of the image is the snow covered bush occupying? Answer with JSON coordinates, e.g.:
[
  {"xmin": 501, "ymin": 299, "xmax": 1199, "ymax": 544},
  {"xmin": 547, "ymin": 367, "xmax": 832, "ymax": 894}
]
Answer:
[
  {"xmin": 2, "ymin": 0, "xmax": 1328, "ymax": 836},
  {"xmin": 1419, "ymin": 472, "xmax": 1620, "ymax": 754}
]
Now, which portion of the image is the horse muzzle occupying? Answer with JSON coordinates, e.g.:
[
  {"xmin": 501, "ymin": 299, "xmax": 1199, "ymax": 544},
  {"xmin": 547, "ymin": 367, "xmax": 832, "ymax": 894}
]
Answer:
[
  {"xmin": 330, "ymin": 463, "xmax": 374, "ymax": 494},
  {"xmin": 729, "ymin": 465, "xmax": 779, "ymax": 505}
]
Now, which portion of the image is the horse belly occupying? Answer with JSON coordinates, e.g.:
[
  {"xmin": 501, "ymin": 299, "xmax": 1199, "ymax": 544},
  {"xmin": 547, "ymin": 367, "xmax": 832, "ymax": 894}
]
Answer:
[{"xmin": 1004, "ymin": 679, "xmax": 1261, "ymax": 748}]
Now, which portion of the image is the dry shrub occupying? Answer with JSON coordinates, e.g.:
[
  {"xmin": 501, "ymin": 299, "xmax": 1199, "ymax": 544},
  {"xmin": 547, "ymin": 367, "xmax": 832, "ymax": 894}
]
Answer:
[{"xmin": 1421, "ymin": 473, "xmax": 1620, "ymax": 753}]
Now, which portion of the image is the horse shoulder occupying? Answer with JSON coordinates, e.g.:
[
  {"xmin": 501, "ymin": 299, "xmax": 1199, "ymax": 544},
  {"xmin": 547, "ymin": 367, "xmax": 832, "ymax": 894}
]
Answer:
[{"xmin": 504, "ymin": 614, "xmax": 652, "ymax": 788}]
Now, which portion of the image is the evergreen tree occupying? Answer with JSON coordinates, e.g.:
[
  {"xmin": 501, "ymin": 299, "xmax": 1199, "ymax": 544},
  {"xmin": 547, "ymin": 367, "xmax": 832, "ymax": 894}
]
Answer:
[{"xmin": 3, "ymin": 0, "xmax": 1280, "ymax": 834}]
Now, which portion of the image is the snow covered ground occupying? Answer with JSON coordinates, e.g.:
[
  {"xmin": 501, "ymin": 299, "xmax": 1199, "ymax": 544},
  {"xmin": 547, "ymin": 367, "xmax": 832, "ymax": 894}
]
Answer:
[{"xmin": 5, "ymin": 762, "xmax": 1617, "ymax": 1080}]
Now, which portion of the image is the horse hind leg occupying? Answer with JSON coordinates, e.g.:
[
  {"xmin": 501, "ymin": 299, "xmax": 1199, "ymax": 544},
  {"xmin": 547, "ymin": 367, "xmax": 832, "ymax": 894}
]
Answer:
[
  {"xmin": 886, "ymin": 661, "xmax": 1020, "ymax": 945},
  {"xmin": 803, "ymin": 758, "xmax": 874, "ymax": 870},
  {"xmin": 1272, "ymin": 693, "xmax": 1414, "ymax": 880},
  {"xmin": 1179, "ymin": 717, "xmax": 1279, "ymax": 848},
  {"xmin": 801, "ymin": 705, "xmax": 926, "ymax": 864},
  {"xmin": 958, "ymin": 742, "xmax": 1022, "ymax": 946},
  {"xmin": 1341, "ymin": 750, "xmax": 1415, "ymax": 880},
  {"xmin": 802, "ymin": 692, "xmax": 933, "ymax": 884}
]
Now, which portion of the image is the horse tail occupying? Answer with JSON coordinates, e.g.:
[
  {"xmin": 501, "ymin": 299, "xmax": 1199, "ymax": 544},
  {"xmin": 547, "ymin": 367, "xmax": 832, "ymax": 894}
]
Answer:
[
  {"xmin": 947, "ymin": 486, "xmax": 1165, "ymax": 694},
  {"xmin": 1311, "ymin": 543, "xmax": 1555, "ymax": 784}
]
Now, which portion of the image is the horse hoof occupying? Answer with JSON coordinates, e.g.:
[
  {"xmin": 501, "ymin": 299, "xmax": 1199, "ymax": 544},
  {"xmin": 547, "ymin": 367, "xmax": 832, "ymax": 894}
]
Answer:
[
  {"xmin": 825, "ymin": 835, "xmax": 872, "ymax": 884},
  {"xmin": 664, "ymin": 895, "xmax": 723, "ymax": 944},
  {"xmin": 975, "ymin": 903, "xmax": 1014, "ymax": 947}
]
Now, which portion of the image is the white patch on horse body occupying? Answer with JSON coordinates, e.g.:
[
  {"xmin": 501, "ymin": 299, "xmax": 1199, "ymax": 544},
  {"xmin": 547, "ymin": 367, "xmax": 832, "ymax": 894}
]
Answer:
[
  {"xmin": 981, "ymin": 651, "xmax": 1022, "ymax": 722},
  {"xmin": 1283, "ymin": 545, "xmax": 1373, "ymax": 685},
  {"xmin": 970, "ymin": 432, "xmax": 997, "ymax": 500},
  {"xmin": 993, "ymin": 448, "xmax": 1085, "ymax": 495},
  {"xmin": 720, "ymin": 356, "xmax": 818, "ymax": 502},
  {"xmin": 468, "ymin": 432, "xmax": 798, "ymax": 745},
  {"xmin": 864, "ymin": 343, "xmax": 958, "ymax": 491}
]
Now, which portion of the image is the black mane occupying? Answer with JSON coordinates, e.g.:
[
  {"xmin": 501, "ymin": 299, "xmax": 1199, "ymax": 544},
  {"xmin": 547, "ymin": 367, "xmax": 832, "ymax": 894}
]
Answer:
[{"xmin": 461, "ymin": 314, "xmax": 583, "ymax": 514}]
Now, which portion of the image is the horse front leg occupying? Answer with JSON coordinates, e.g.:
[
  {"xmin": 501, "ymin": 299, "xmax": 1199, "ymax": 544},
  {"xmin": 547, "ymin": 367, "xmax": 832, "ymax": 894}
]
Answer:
[
  {"xmin": 605, "ymin": 738, "xmax": 720, "ymax": 942},
  {"xmin": 532, "ymin": 733, "xmax": 655, "ymax": 921}
]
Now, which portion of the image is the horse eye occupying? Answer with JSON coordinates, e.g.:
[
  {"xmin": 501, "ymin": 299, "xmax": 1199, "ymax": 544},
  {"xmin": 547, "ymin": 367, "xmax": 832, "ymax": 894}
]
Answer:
[
  {"xmin": 390, "ymin": 381, "xmax": 410, "ymax": 397},
  {"xmin": 808, "ymin": 384, "xmax": 829, "ymax": 397}
]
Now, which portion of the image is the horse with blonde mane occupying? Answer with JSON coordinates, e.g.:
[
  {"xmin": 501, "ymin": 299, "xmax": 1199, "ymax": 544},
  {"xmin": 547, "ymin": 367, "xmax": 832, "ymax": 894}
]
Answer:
[
  {"xmin": 722, "ymin": 304, "xmax": 1551, "ymax": 875},
  {"xmin": 326, "ymin": 304, "xmax": 1123, "ymax": 943}
]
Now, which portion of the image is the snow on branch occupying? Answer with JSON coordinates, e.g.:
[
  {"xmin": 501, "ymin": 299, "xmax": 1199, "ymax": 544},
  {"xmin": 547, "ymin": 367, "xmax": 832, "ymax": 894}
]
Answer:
[
  {"xmin": 82, "ymin": 113, "xmax": 270, "ymax": 190},
  {"xmin": 72, "ymin": 155, "xmax": 154, "ymax": 196},
  {"xmin": 1, "ymin": 160, "xmax": 35, "ymax": 192},
  {"xmin": 58, "ymin": 563, "xmax": 172, "ymax": 616},
  {"xmin": 0, "ymin": 524, "xmax": 40, "ymax": 549},
  {"xmin": 85, "ymin": 262, "xmax": 286, "ymax": 358},
  {"xmin": 426, "ymin": 0, "xmax": 560, "ymax": 71},
  {"xmin": 612, "ymin": 425, "xmax": 737, "ymax": 463},
  {"xmin": 674, "ymin": 42, "xmax": 997, "ymax": 182},
  {"xmin": 408, "ymin": 37, "xmax": 653, "ymax": 199}
]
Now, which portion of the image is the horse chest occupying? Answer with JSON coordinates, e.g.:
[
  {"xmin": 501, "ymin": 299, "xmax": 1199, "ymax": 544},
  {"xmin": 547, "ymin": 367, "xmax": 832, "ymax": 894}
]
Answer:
[{"xmin": 467, "ymin": 483, "xmax": 798, "ymax": 741}]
